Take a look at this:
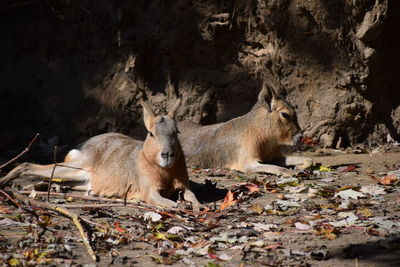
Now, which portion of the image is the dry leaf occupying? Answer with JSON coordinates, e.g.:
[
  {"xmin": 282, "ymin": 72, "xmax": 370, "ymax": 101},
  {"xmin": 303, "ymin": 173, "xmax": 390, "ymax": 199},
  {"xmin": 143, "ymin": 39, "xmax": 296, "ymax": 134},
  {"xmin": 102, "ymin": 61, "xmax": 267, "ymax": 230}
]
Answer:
[
  {"xmin": 301, "ymin": 137, "xmax": 315, "ymax": 145},
  {"xmin": 244, "ymin": 183, "xmax": 259, "ymax": 194},
  {"xmin": 114, "ymin": 221, "xmax": 126, "ymax": 233},
  {"xmin": 379, "ymin": 175, "xmax": 399, "ymax": 185},
  {"xmin": 265, "ymin": 242, "xmax": 282, "ymax": 250},
  {"xmin": 250, "ymin": 204, "xmax": 263, "ymax": 214},
  {"xmin": 357, "ymin": 208, "xmax": 373, "ymax": 217},
  {"xmin": 340, "ymin": 165, "xmax": 356, "ymax": 172},
  {"xmin": 219, "ymin": 190, "xmax": 237, "ymax": 210}
]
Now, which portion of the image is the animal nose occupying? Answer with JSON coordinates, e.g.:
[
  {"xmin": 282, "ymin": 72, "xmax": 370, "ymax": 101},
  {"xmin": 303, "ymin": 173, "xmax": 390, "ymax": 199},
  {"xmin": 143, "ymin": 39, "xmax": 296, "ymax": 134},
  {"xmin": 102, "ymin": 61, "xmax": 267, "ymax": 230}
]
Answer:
[{"xmin": 161, "ymin": 152, "xmax": 175, "ymax": 159}]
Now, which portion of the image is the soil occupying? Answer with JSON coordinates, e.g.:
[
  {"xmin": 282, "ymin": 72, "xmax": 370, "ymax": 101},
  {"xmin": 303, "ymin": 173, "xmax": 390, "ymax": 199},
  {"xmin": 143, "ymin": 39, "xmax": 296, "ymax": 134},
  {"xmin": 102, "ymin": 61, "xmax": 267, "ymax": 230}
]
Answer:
[{"xmin": 1, "ymin": 147, "xmax": 399, "ymax": 266}]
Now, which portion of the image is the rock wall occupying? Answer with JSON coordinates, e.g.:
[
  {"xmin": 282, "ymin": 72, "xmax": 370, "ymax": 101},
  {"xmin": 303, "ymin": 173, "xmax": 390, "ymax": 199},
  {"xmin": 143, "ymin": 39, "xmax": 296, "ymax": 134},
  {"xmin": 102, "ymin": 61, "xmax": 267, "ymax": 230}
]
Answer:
[{"xmin": 0, "ymin": 0, "xmax": 399, "ymax": 152}]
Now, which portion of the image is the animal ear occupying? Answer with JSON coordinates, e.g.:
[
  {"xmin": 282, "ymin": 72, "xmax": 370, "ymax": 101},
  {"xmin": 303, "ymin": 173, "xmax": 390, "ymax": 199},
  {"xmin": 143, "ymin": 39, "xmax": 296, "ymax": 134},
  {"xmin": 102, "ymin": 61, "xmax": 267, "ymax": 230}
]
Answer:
[
  {"xmin": 167, "ymin": 97, "xmax": 182, "ymax": 119},
  {"xmin": 141, "ymin": 99, "xmax": 155, "ymax": 130},
  {"xmin": 257, "ymin": 83, "xmax": 277, "ymax": 112}
]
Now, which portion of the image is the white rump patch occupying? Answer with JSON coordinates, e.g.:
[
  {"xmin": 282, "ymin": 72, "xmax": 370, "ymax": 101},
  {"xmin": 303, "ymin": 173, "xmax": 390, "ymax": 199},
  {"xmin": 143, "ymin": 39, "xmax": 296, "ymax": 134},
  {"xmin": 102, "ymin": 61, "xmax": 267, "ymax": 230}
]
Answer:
[{"xmin": 66, "ymin": 149, "xmax": 82, "ymax": 161}]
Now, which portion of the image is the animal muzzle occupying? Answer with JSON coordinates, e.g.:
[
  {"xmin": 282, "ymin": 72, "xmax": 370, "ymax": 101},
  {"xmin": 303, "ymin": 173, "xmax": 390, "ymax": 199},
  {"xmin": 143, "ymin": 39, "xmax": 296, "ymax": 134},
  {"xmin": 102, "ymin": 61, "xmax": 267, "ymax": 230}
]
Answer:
[
  {"xmin": 158, "ymin": 151, "xmax": 176, "ymax": 168},
  {"xmin": 292, "ymin": 132, "xmax": 303, "ymax": 145}
]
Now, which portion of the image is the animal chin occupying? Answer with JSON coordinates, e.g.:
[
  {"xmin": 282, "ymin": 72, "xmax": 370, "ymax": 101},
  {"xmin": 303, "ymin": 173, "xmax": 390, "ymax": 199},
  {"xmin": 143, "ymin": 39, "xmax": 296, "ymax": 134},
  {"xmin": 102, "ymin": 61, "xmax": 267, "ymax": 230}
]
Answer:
[
  {"xmin": 158, "ymin": 157, "xmax": 174, "ymax": 168},
  {"xmin": 292, "ymin": 134, "xmax": 302, "ymax": 145}
]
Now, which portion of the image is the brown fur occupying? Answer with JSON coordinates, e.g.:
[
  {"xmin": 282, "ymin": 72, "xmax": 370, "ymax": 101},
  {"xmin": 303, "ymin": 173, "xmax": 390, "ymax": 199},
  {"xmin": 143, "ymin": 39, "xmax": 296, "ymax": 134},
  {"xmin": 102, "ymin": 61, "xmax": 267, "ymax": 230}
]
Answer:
[
  {"xmin": 179, "ymin": 83, "xmax": 313, "ymax": 176},
  {"xmin": 0, "ymin": 99, "xmax": 200, "ymax": 208}
]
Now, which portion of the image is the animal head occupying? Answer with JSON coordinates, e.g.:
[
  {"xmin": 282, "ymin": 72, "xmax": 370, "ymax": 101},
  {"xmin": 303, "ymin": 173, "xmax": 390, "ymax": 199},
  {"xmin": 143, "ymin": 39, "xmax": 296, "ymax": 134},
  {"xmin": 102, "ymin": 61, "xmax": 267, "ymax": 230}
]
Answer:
[
  {"xmin": 256, "ymin": 83, "xmax": 302, "ymax": 146},
  {"xmin": 141, "ymin": 98, "xmax": 182, "ymax": 168}
]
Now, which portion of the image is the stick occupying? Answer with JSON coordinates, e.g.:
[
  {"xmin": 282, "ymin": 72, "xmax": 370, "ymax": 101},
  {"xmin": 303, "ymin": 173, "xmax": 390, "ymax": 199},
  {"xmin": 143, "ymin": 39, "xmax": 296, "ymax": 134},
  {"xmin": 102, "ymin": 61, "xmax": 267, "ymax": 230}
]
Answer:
[
  {"xmin": 47, "ymin": 146, "xmax": 58, "ymax": 201},
  {"xmin": 124, "ymin": 184, "xmax": 133, "ymax": 206},
  {"xmin": 0, "ymin": 133, "xmax": 39, "ymax": 170},
  {"xmin": 59, "ymin": 203, "xmax": 185, "ymax": 221},
  {"xmin": 18, "ymin": 190, "xmax": 141, "ymax": 204},
  {"xmin": 0, "ymin": 189, "xmax": 21, "ymax": 208},
  {"xmin": 17, "ymin": 190, "xmax": 198, "ymax": 217},
  {"xmin": 7, "ymin": 188, "xmax": 97, "ymax": 262}
]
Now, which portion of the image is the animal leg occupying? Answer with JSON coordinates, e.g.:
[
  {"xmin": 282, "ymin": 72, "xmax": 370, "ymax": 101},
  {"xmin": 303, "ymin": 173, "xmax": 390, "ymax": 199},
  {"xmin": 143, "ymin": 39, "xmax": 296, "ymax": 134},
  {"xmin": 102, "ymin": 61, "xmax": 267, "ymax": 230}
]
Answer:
[
  {"xmin": 183, "ymin": 188, "xmax": 201, "ymax": 209},
  {"xmin": 148, "ymin": 192, "xmax": 178, "ymax": 208},
  {"xmin": 0, "ymin": 162, "xmax": 91, "ymax": 189},
  {"xmin": 245, "ymin": 161, "xmax": 294, "ymax": 177},
  {"xmin": 283, "ymin": 156, "xmax": 313, "ymax": 169}
]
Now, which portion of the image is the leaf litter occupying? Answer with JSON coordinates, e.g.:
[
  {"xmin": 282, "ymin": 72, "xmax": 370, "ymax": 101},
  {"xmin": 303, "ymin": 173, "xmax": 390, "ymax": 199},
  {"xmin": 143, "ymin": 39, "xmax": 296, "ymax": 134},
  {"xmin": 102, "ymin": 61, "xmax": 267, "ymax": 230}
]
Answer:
[{"xmin": 0, "ymin": 150, "xmax": 400, "ymax": 266}]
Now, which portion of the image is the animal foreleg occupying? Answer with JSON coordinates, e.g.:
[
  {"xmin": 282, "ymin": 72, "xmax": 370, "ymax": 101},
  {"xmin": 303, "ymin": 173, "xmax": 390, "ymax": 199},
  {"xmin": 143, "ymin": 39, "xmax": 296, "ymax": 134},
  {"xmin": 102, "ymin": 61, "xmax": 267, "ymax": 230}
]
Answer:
[
  {"xmin": 284, "ymin": 156, "xmax": 313, "ymax": 169},
  {"xmin": 245, "ymin": 161, "xmax": 294, "ymax": 177}
]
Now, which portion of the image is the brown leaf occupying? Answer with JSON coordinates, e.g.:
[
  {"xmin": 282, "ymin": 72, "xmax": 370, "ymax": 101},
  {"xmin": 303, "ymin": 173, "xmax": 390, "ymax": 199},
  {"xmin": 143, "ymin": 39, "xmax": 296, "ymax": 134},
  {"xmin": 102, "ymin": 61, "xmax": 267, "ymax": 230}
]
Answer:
[
  {"xmin": 114, "ymin": 221, "xmax": 126, "ymax": 233},
  {"xmin": 379, "ymin": 175, "xmax": 399, "ymax": 185},
  {"xmin": 208, "ymin": 248, "xmax": 223, "ymax": 261},
  {"xmin": 264, "ymin": 242, "xmax": 282, "ymax": 250},
  {"xmin": 340, "ymin": 164, "xmax": 356, "ymax": 172},
  {"xmin": 301, "ymin": 137, "xmax": 315, "ymax": 145},
  {"xmin": 219, "ymin": 190, "xmax": 237, "ymax": 210},
  {"xmin": 244, "ymin": 183, "xmax": 259, "ymax": 194},
  {"xmin": 250, "ymin": 204, "xmax": 263, "ymax": 214}
]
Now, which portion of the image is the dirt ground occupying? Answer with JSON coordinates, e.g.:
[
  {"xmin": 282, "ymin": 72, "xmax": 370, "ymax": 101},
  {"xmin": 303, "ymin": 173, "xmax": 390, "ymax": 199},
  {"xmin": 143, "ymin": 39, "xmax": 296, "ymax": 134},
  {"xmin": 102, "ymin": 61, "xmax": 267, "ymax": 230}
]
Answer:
[{"xmin": 0, "ymin": 147, "xmax": 400, "ymax": 267}]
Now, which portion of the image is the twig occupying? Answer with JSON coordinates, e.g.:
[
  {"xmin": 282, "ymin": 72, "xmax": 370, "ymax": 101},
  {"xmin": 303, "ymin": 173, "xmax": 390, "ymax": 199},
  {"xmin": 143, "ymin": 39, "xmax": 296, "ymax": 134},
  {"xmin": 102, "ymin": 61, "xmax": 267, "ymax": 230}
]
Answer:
[
  {"xmin": 17, "ymin": 190, "xmax": 198, "ymax": 217},
  {"xmin": 7, "ymin": 188, "xmax": 97, "ymax": 262},
  {"xmin": 0, "ymin": 189, "xmax": 21, "ymax": 208},
  {"xmin": 124, "ymin": 184, "xmax": 133, "ymax": 206},
  {"xmin": 47, "ymin": 146, "xmax": 58, "ymax": 202},
  {"xmin": 18, "ymin": 191, "xmax": 141, "ymax": 204},
  {"xmin": 59, "ymin": 203, "xmax": 185, "ymax": 221},
  {"xmin": 0, "ymin": 133, "xmax": 39, "ymax": 170}
]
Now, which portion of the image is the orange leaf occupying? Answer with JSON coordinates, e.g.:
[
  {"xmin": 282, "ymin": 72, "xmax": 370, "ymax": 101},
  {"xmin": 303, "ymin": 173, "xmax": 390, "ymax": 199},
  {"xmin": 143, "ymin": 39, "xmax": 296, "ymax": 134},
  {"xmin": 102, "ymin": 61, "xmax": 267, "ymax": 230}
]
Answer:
[
  {"xmin": 265, "ymin": 242, "xmax": 282, "ymax": 250},
  {"xmin": 208, "ymin": 248, "xmax": 222, "ymax": 261},
  {"xmin": 219, "ymin": 190, "xmax": 237, "ymax": 210},
  {"xmin": 244, "ymin": 183, "xmax": 259, "ymax": 194},
  {"xmin": 301, "ymin": 137, "xmax": 315, "ymax": 145},
  {"xmin": 114, "ymin": 221, "xmax": 126, "ymax": 233},
  {"xmin": 379, "ymin": 175, "xmax": 399, "ymax": 185},
  {"xmin": 341, "ymin": 164, "xmax": 356, "ymax": 172}
]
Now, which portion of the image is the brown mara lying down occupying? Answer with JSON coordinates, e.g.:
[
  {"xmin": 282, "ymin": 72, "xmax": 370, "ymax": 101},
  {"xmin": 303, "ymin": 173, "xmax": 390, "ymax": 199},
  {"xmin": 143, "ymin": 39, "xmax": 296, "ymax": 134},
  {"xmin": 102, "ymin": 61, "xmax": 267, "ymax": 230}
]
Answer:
[
  {"xmin": 179, "ymin": 83, "xmax": 313, "ymax": 177},
  {"xmin": 0, "ymin": 99, "xmax": 200, "ymax": 209}
]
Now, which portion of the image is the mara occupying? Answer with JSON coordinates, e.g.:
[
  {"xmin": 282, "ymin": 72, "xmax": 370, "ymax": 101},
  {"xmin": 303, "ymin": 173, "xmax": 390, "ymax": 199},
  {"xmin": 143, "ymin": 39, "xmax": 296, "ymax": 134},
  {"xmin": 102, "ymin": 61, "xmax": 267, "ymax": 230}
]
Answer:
[
  {"xmin": 179, "ymin": 83, "xmax": 312, "ymax": 177},
  {"xmin": 0, "ymin": 99, "xmax": 200, "ymax": 209}
]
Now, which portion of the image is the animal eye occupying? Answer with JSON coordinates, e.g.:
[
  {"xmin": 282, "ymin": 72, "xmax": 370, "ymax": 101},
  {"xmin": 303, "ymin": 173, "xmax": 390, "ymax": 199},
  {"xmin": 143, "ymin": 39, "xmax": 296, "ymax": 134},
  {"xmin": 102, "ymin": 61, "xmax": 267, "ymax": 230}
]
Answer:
[
  {"xmin": 148, "ymin": 131, "xmax": 154, "ymax": 137},
  {"xmin": 280, "ymin": 112, "xmax": 290, "ymax": 119}
]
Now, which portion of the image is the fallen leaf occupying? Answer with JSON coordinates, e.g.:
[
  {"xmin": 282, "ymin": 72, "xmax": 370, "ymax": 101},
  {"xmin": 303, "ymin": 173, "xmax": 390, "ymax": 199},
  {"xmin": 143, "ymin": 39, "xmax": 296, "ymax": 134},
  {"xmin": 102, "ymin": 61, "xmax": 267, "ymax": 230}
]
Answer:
[
  {"xmin": 114, "ymin": 221, "xmax": 126, "ymax": 233},
  {"xmin": 295, "ymin": 222, "xmax": 312, "ymax": 230},
  {"xmin": 315, "ymin": 225, "xmax": 340, "ymax": 240},
  {"xmin": 340, "ymin": 165, "xmax": 356, "ymax": 172},
  {"xmin": 218, "ymin": 254, "xmax": 232, "ymax": 261},
  {"xmin": 334, "ymin": 189, "xmax": 366, "ymax": 200},
  {"xmin": 253, "ymin": 223, "xmax": 277, "ymax": 232},
  {"xmin": 360, "ymin": 185, "xmax": 386, "ymax": 195},
  {"xmin": 319, "ymin": 166, "xmax": 333, "ymax": 172},
  {"xmin": 357, "ymin": 208, "xmax": 373, "ymax": 217},
  {"xmin": 276, "ymin": 200, "xmax": 301, "ymax": 210},
  {"xmin": 265, "ymin": 242, "xmax": 282, "ymax": 250},
  {"xmin": 330, "ymin": 212, "xmax": 359, "ymax": 227},
  {"xmin": 219, "ymin": 190, "xmax": 237, "ymax": 210},
  {"xmin": 143, "ymin": 211, "xmax": 162, "ymax": 222},
  {"xmin": 379, "ymin": 175, "xmax": 399, "ymax": 185},
  {"xmin": 301, "ymin": 137, "xmax": 315, "ymax": 145},
  {"xmin": 244, "ymin": 183, "xmax": 259, "ymax": 194},
  {"xmin": 208, "ymin": 248, "xmax": 223, "ymax": 261},
  {"xmin": 167, "ymin": 226, "xmax": 194, "ymax": 234},
  {"xmin": 250, "ymin": 204, "xmax": 263, "ymax": 214}
]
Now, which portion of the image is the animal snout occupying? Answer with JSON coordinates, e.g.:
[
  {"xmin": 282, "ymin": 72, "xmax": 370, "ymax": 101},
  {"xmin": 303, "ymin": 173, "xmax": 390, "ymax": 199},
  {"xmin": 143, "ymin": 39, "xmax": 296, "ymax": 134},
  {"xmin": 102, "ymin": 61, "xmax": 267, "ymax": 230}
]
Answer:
[
  {"xmin": 159, "ymin": 151, "xmax": 176, "ymax": 168},
  {"xmin": 293, "ymin": 132, "xmax": 303, "ymax": 145},
  {"xmin": 161, "ymin": 151, "xmax": 175, "ymax": 159}
]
